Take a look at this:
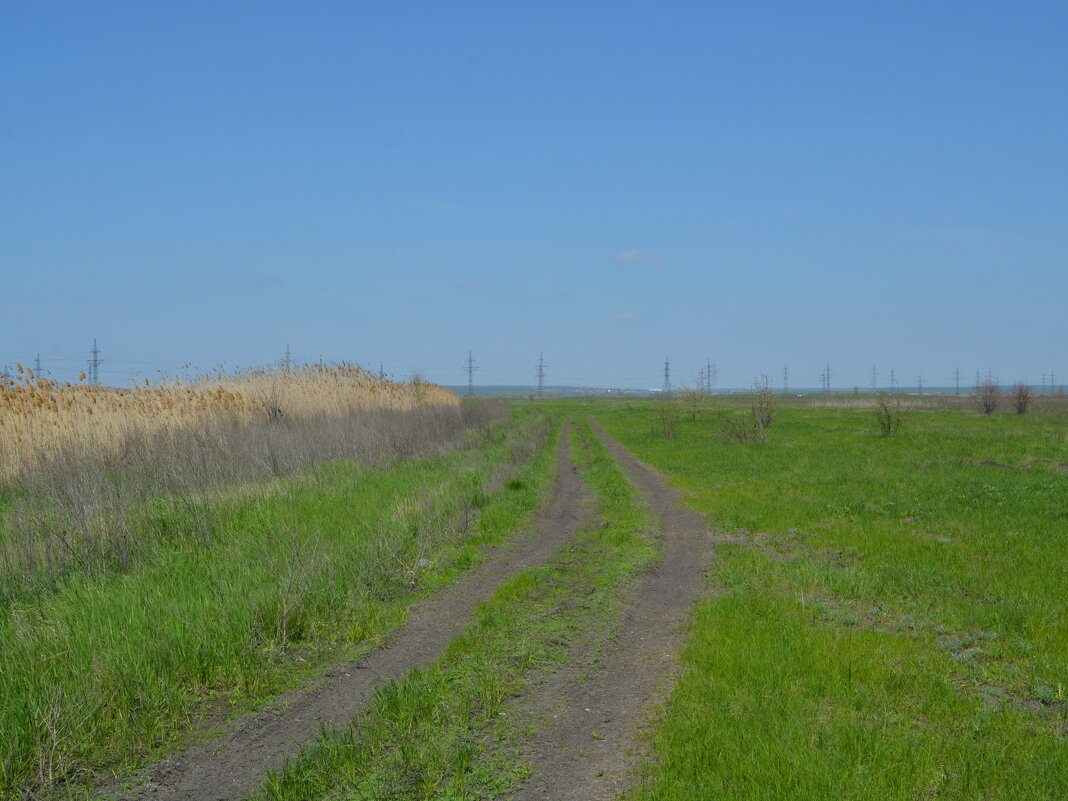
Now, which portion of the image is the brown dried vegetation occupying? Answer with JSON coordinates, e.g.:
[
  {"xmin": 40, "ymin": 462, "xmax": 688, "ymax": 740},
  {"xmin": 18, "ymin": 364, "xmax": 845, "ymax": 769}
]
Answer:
[{"xmin": 0, "ymin": 364, "xmax": 456, "ymax": 484}]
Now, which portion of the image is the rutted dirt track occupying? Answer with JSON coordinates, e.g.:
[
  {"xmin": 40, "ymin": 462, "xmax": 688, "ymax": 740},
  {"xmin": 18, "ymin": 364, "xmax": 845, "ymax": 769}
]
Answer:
[
  {"xmin": 513, "ymin": 419, "xmax": 713, "ymax": 800},
  {"xmin": 111, "ymin": 423, "xmax": 592, "ymax": 801}
]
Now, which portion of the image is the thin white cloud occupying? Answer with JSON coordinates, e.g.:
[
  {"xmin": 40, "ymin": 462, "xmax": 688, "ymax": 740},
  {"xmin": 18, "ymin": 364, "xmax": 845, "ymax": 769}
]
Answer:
[
  {"xmin": 614, "ymin": 248, "xmax": 663, "ymax": 264},
  {"xmin": 897, "ymin": 225, "xmax": 990, "ymax": 244}
]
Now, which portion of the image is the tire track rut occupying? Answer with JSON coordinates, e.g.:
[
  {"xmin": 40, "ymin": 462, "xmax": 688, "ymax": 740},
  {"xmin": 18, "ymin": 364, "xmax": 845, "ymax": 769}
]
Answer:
[
  {"xmin": 514, "ymin": 418, "xmax": 713, "ymax": 801},
  {"xmin": 109, "ymin": 422, "xmax": 592, "ymax": 801}
]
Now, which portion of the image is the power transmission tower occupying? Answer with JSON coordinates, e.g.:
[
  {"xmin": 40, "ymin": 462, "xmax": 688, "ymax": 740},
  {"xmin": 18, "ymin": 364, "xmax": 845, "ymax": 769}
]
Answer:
[
  {"xmin": 88, "ymin": 339, "xmax": 103, "ymax": 385},
  {"xmin": 917, "ymin": 375, "xmax": 923, "ymax": 396},
  {"xmin": 706, "ymin": 358, "xmax": 713, "ymax": 395},
  {"xmin": 464, "ymin": 350, "xmax": 478, "ymax": 397},
  {"xmin": 379, "ymin": 363, "xmax": 385, "ymax": 380},
  {"xmin": 536, "ymin": 353, "xmax": 546, "ymax": 397},
  {"xmin": 1052, "ymin": 371, "xmax": 1057, "ymax": 393},
  {"xmin": 711, "ymin": 361, "xmax": 717, "ymax": 391},
  {"xmin": 824, "ymin": 363, "xmax": 832, "ymax": 394},
  {"xmin": 889, "ymin": 368, "xmax": 896, "ymax": 393},
  {"xmin": 975, "ymin": 370, "xmax": 981, "ymax": 391},
  {"xmin": 783, "ymin": 365, "xmax": 789, "ymax": 396},
  {"xmin": 871, "ymin": 365, "xmax": 877, "ymax": 392},
  {"xmin": 283, "ymin": 344, "xmax": 292, "ymax": 371},
  {"xmin": 662, "ymin": 357, "xmax": 671, "ymax": 395},
  {"xmin": 34, "ymin": 353, "xmax": 41, "ymax": 379},
  {"xmin": 954, "ymin": 367, "xmax": 961, "ymax": 395}
]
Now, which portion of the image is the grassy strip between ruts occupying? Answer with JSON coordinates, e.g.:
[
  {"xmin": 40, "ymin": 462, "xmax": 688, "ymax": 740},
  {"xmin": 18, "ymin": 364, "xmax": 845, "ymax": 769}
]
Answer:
[
  {"xmin": 578, "ymin": 398, "xmax": 1068, "ymax": 800},
  {"xmin": 1, "ymin": 412, "xmax": 555, "ymax": 798},
  {"xmin": 251, "ymin": 418, "xmax": 658, "ymax": 801}
]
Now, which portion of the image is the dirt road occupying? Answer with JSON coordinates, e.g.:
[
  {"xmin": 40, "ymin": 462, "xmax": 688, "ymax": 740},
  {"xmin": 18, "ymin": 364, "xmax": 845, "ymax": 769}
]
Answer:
[
  {"xmin": 513, "ymin": 419, "xmax": 713, "ymax": 800},
  {"xmin": 110, "ymin": 423, "xmax": 591, "ymax": 801}
]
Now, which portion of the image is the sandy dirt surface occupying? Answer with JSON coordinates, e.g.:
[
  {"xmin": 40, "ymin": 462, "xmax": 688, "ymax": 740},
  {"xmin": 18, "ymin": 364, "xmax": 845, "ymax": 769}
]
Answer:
[
  {"xmin": 107, "ymin": 422, "xmax": 592, "ymax": 801},
  {"xmin": 512, "ymin": 418, "xmax": 713, "ymax": 801}
]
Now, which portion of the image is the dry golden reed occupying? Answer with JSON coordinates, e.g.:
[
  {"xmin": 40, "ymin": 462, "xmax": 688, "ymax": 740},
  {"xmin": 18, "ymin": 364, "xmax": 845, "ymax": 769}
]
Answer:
[{"xmin": 0, "ymin": 363, "xmax": 457, "ymax": 483}]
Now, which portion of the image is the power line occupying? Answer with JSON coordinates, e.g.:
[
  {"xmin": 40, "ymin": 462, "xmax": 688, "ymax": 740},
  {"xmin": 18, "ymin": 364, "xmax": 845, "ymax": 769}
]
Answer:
[{"xmin": 464, "ymin": 350, "xmax": 478, "ymax": 397}]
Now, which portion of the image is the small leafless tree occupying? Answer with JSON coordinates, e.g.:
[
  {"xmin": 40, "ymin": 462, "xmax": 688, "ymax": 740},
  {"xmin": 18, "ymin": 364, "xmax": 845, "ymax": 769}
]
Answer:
[
  {"xmin": 873, "ymin": 392, "xmax": 905, "ymax": 437},
  {"xmin": 1013, "ymin": 383, "xmax": 1032, "ymax": 415},
  {"xmin": 751, "ymin": 376, "xmax": 775, "ymax": 431},
  {"xmin": 976, "ymin": 379, "xmax": 1001, "ymax": 415}
]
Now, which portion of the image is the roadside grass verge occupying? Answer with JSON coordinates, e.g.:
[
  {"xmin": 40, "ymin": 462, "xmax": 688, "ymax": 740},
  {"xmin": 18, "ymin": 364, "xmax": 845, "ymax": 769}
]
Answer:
[
  {"xmin": 583, "ymin": 399, "xmax": 1068, "ymax": 799},
  {"xmin": 252, "ymin": 418, "xmax": 657, "ymax": 801},
  {"xmin": 0, "ymin": 415, "xmax": 554, "ymax": 797}
]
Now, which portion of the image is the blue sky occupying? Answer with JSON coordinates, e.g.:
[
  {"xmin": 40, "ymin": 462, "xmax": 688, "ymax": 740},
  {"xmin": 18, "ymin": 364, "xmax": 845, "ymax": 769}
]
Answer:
[{"xmin": 2, "ymin": 2, "xmax": 1066, "ymax": 390}]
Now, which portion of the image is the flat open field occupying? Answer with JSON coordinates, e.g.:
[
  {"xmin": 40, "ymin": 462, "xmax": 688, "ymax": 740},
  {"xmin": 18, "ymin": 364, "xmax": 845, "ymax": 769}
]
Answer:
[
  {"xmin": 1, "ymin": 389, "xmax": 1065, "ymax": 799},
  {"xmin": 590, "ymin": 395, "xmax": 1068, "ymax": 799}
]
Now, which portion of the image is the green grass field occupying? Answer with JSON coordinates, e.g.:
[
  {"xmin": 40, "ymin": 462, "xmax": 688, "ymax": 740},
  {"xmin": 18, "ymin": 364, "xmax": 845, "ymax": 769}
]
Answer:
[
  {"xmin": 4, "ymin": 395, "xmax": 1065, "ymax": 799},
  {"xmin": 583, "ymin": 397, "xmax": 1068, "ymax": 799},
  {"xmin": 0, "ymin": 413, "xmax": 555, "ymax": 796}
]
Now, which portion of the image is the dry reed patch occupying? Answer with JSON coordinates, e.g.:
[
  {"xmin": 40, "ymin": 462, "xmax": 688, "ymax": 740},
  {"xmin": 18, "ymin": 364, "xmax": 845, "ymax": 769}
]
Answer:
[{"xmin": 0, "ymin": 364, "xmax": 456, "ymax": 484}]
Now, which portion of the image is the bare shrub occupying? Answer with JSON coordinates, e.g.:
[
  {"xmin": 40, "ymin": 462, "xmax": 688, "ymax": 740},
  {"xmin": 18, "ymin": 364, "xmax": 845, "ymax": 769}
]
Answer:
[
  {"xmin": 873, "ymin": 392, "xmax": 905, "ymax": 437},
  {"xmin": 751, "ymin": 376, "xmax": 775, "ymax": 431},
  {"xmin": 1013, "ymin": 383, "xmax": 1032, "ymax": 415},
  {"xmin": 976, "ymin": 380, "xmax": 1001, "ymax": 416},
  {"xmin": 720, "ymin": 415, "xmax": 764, "ymax": 444}
]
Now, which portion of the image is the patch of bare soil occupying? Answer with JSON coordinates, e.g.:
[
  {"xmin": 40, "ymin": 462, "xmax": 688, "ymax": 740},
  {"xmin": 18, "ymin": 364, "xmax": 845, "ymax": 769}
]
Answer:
[
  {"xmin": 512, "ymin": 419, "xmax": 713, "ymax": 800},
  {"xmin": 106, "ymin": 422, "xmax": 592, "ymax": 801}
]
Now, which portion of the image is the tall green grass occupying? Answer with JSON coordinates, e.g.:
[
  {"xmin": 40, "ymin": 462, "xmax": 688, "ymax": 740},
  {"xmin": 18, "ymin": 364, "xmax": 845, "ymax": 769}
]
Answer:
[
  {"xmin": 0, "ymin": 416, "xmax": 554, "ymax": 796},
  {"xmin": 584, "ymin": 399, "xmax": 1068, "ymax": 799}
]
